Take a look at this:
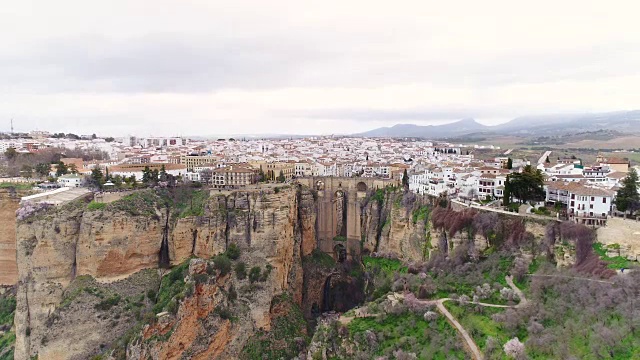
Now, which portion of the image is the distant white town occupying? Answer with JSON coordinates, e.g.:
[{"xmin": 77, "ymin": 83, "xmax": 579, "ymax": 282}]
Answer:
[{"xmin": 1, "ymin": 131, "xmax": 638, "ymax": 228}]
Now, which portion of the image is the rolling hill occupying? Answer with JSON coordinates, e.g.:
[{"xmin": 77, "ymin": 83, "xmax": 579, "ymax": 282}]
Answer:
[{"xmin": 354, "ymin": 110, "xmax": 640, "ymax": 138}]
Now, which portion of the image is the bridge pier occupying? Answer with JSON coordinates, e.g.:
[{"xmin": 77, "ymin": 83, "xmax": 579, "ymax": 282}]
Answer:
[{"xmin": 297, "ymin": 177, "xmax": 400, "ymax": 261}]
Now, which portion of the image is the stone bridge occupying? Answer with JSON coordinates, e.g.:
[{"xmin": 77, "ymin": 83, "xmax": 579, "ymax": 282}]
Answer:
[{"xmin": 298, "ymin": 177, "xmax": 400, "ymax": 261}]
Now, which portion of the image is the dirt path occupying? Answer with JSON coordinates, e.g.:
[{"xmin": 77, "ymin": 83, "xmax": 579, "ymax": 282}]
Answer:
[
  {"xmin": 336, "ymin": 276, "xmax": 530, "ymax": 360},
  {"xmin": 527, "ymin": 273, "xmax": 614, "ymax": 284},
  {"xmin": 436, "ymin": 298, "xmax": 484, "ymax": 360},
  {"xmin": 506, "ymin": 275, "xmax": 528, "ymax": 307}
]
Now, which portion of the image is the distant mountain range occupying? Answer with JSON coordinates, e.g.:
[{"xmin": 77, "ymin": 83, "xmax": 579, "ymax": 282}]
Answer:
[{"xmin": 354, "ymin": 110, "xmax": 640, "ymax": 139}]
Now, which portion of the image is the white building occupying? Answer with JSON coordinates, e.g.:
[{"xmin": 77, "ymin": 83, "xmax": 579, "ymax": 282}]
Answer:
[
  {"xmin": 57, "ymin": 174, "xmax": 83, "ymax": 188},
  {"xmin": 545, "ymin": 181, "xmax": 614, "ymax": 226}
]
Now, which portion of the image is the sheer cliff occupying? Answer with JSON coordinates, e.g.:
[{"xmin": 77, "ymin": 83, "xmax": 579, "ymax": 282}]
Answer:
[
  {"xmin": 11, "ymin": 184, "xmax": 550, "ymax": 360},
  {"xmin": 0, "ymin": 188, "xmax": 33, "ymax": 286},
  {"xmin": 13, "ymin": 186, "xmax": 316, "ymax": 360}
]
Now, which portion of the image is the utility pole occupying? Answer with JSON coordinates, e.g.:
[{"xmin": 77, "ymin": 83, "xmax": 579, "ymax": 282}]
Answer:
[{"xmin": 10, "ymin": 118, "xmax": 13, "ymax": 134}]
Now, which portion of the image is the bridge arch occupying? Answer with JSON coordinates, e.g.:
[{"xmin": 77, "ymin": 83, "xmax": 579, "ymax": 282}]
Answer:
[{"xmin": 356, "ymin": 181, "xmax": 367, "ymax": 192}]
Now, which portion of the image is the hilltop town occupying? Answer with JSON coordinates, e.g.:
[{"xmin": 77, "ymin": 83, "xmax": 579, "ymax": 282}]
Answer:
[
  {"xmin": 1, "ymin": 132, "xmax": 639, "ymax": 359},
  {"xmin": 2, "ymin": 132, "xmax": 637, "ymax": 224}
]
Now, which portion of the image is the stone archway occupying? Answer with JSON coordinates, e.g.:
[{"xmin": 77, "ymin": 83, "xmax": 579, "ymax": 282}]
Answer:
[{"xmin": 356, "ymin": 181, "xmax": 367, "ymax": 192}]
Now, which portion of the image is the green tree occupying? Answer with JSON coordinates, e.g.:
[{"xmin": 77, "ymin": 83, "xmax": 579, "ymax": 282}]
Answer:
[
  {"xmin": 159, "ymin": 164, "xmax": 167, "ymax": 182},
  {"xmin": 55, "ymin": 161, "xmax": 69, "ymax": 177},
  {"xmin": 151, "ymin": 169, "xmax": 160, "ymax": 183},
  {"xmin": 34, "ymin": 163, "xmax": 50, "ymax": 177},
  {"xmin": 129, "ymin": 175, "xmax": 138, "ymax": 187},
  {"xmin": 142, "ymin": 166, "xmax": 152, "ymax": 184},
  {"xmin": 249, "ymin": 266, "xmax": 262, "ymax": 283},
  {"xmin": 225, "ymin": 243, "xmax": 241, "ymax": 260},
  {"xmin": 212, "ymin": 255, "xmax": 232, "ymax": 276},
  {"xmin": 68, "ymin": 163, "xmax": 78, "ymax": 174},
  {"xmin": 3, "ymin": 148, "xmax": 17, "ymax": 161},
  {"xmin": 615, "ymin": 168, "xmax": 640, "ymax": 217},
  {"xmin": 104, "ymin": 137, "xmax": 115, "ymax": 142},
  {"xmin": 20, "ymin": 164, "xmax": 33, "ymax": 178},
  {"xmin": 277, "ymin": 170, "xmax": 285, "ymax": 183},
  {"xmin": 506, "ymin": 157, "xmax": 513, "ymax": 169},
  {"xmin": 112, "ymin": 174, "xmax": 123, "ymax": 188},
  {"xmin": 402, "ymin": 169, "xmax": 409, "ymax": 188},
  {"xmin": 234, "ymin": 262, "xmax": 247, "ymax": 280},
  {"xmin": 507, "ymin": 165, "xmax": 544, "ymax": 203},
  {"xmin": 503, "ymin": 176, "xmax": 511, "ymax": 206},
  {"xmin": 545, "ymin": 155, "xmax": 550, "ymax": 164},
  {"xmin": 91, "ymin": 167, "xmax": 104, "ymax": 188}
]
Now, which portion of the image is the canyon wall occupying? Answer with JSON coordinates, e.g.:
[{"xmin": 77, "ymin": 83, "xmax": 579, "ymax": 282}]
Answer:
[
  {"xmin": 12, "ymin": 184, "xmax": 553, "ymax": 359},
  {"xmin": 0, "ymin": 188, "xmax": 27, "ymax": 285},
  {"xmin": 13, "ymin": 186, "xmax": 317, "ymax": 360},
  {"xmin": 361, "ymin": 190, "xmax": 548, "ymax": 261}
]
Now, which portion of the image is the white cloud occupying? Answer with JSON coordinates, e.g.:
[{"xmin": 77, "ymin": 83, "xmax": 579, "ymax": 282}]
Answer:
[{"xmin": 1, "ymin": 0, "xmax": 639, "ymax": 135}]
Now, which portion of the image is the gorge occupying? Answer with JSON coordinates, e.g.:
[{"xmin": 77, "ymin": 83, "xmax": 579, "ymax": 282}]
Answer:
[{"xmin": 1, "ymin": 181, "xmax": 636, "ymax": 360}]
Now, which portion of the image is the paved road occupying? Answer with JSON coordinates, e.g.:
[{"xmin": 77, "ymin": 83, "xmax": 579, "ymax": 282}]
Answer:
[
  {"xmin": 20, "ymin": 187, "xmax": 91, "ymax": 205},
  {"xmin": 537, "ymin": 150, "xmax": 552, "ymax": 164}
]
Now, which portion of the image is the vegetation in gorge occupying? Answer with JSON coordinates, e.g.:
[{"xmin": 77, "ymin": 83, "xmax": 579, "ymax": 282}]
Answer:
[
  {"xmin": 153, "ymin": 260, "xmax": 192, "ymax": 314},
  {"xmin": 241, "ymin": 293, "xmax": 309, "ymax": 360},
  {"xmin": 493, "ymin": 268, "xmax": 640, "ymax": 359},
  {"xmin": 312, "ymin": 194, "xmax": 636, "ymax": 360},
  {"xmin": 304, "ymin": 248, "xmax": 336, "ymax": 268},
  {"xmin": 310, "ymin": 293, "xmax": 466, "ymax": 360},
  {"xmin": 593, "ymin": 243, "xmax": 637, "ymax": 270},
  {"xmin": 444, "ymin": 302, "xmax": 511, "ymax": 354},
  {"xmin": 85, "ymin": 186, "xmax": 211, "ymax": 220},
  {"xmin": 102, "ymin": 190, "xmax": 160, "ymax": 217},
  {"xmin": 0, "ymin": 291, "xmax": 16, "ymax": 360}
]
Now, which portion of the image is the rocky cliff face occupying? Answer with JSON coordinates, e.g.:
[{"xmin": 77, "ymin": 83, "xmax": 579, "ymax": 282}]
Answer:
[
  {"xmin": 360, "ymin": 190, "xmax": 549, "ymax": 262},
  {"xmin": 12, "ymin": 184, "xmax": 555, "ymax": 360},
  {"xmin": 0, "ymin": 188, "xmax": 31, "ymax": 285},
  {"xmin": 361, "ymin": 191, "xmax": 433, "ymax": 261},
  {"xmin": 14, "ymin": 186, "xmax": 317, "ymax": 360}
]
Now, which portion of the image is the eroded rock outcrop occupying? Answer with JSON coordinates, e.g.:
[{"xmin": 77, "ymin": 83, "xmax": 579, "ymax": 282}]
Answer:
[
  {"xmin": 0, "ymin": 188, "xmax": 32, "ymax": 285},
  {"xmin": 12, "ymin": 184, "xmax": 556, "ymax": 360},
  {"xmin": 14, "ymin": 186, "xmax": 317, "ymax": 360}
]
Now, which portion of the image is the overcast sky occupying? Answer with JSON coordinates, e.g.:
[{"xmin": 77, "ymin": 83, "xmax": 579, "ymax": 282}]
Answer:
[{"xmin": 1, "ymin": 0, "xmax": 639, "ymax": 136}]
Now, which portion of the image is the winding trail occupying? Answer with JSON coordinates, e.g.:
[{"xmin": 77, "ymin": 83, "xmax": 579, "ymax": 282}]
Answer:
[
  {"xmin": 506, "ymin": 275, "xmax": 528, "ymax": 307},
  {"xmin": 527, "ymin": 273, "xmax": 614, "ymax": 284},
  {"xmin": 435, "ymin": 298, "xmax": 483, "ymax": 360},
  {"xmin": 337, "ymin": 276, "xmax": 529, "ymax": 360}
]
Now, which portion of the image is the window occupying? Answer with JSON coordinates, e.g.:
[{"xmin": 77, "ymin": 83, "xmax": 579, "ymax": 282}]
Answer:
[
  {"xmin": 602, "ymin": 198, "xmax": 607, "ymax": 203},
  {"xmin": 591, "ymin": 197, "xmax": 595, "ymax": 201},
  {"xmin": 590, "ymin": 204, "xmax": 593, "ymax": 209}
]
